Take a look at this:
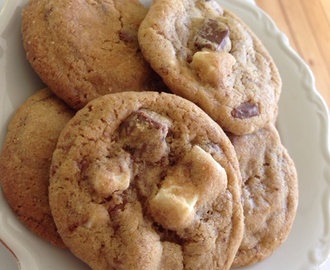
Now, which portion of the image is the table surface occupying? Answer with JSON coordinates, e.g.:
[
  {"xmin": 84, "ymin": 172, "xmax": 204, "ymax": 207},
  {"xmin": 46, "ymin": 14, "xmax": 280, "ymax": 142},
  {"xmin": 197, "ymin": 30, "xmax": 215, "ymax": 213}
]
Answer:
[{"xmin": 0, "ymin": 0, "xmax": 329, "ymax": 269}]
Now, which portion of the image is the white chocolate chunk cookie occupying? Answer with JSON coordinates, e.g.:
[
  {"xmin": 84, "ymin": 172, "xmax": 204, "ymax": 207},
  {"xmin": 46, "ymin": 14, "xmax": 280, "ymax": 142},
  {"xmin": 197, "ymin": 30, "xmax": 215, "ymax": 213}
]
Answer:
[
  {"xmin": 138, "ymin": 0, "xmax": 281, "ymax": 135},
  {"xmin": 49, "ymin": 91, "xmax": 244, "ymax": 270},
  {"xmin": 227, "ymin": 124, "xmax": 298, "ymax": 267},
  {"xmin": 22, "ymin": 0, "xmax": 163, "ymax": 110},
  {"xmin": 0, "ymin": 88, "xmax": 75, "ymax": 248}
]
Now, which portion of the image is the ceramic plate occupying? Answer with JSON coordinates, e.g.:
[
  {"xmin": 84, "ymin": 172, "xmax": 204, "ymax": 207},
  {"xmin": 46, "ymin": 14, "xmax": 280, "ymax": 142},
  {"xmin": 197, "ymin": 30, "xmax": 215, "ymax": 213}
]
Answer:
[{"xmin": 1, "ymin": 0, "xmax": 330, "ymax": 269}]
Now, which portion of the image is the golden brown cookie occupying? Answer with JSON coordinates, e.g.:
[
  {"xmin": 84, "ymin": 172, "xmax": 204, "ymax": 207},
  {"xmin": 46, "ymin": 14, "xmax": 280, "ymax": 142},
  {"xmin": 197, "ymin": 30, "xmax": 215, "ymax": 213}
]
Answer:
[
  {"xmin": 22, "ymin": 0, "xmax": 158, "ymax": 110},
  {"xmin": 138, "ymin": 0, "xmax": 281, "ymax": 135},
  {"xmin": 49, "ymin": 91, "xmax": 244, "ymax": 270},
  {"xmin": 0, "ymin": 88, "xmax": 75, "ymax": 248},
  {"xmin": 227, "ymin": 124, "xmax": 298, "ymax": 267}
]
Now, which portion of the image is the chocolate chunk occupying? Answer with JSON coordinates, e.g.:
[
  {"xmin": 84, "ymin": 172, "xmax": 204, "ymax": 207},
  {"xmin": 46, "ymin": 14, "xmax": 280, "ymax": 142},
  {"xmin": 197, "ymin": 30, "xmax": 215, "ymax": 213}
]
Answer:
[
  {"xmin": 194, "ymin": 19, "xmax": 229, "ymax": 51},
  {"xmin": 231, "ymin": 102, "xmax": 259, "ymax": 119},
  {"xmin": 119, "ymin": 109, "xmax": 171, "ymax": 162},
  {"xmin": 119, "ymin": 30, "xmax": 134, "ymax": 43},
  {"xmin": 119, "ymin": 110, "xmax": 169, "ymax": 138}
]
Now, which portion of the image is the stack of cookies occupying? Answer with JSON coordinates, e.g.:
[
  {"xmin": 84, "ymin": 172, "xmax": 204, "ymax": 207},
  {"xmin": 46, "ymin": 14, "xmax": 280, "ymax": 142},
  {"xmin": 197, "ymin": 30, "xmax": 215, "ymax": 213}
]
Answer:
[{"xmin": 0, "ymin": 0, "xmax": 298, "ymax": 269}]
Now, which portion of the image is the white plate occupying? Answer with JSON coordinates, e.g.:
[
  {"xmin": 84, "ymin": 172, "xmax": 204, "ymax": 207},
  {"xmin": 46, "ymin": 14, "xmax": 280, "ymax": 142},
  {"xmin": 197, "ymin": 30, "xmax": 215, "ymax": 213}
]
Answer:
[{"xmin": 1, "ymin": 0, "xmax": 330, "ymax": 269}]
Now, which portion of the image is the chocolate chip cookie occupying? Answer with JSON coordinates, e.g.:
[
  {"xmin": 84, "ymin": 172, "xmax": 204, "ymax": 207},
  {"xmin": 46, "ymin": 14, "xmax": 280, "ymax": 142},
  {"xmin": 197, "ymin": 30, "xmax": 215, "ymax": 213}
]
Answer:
[
  {"xmin": 0, "ymin": 88, "xmax": 75, "ymax": 248},
  {"xmin": 138, "ymin": 0, "xmax": 281, "ymax": 135},
  {"xmin": 227, "ymin": 124, "xmax": 298, "ymax": 267},
  {"xmin": 22, "ymin": 0, "xmax": 158, "ymax": 110},
  {"xmin": 49, "ymin": 91, "xmax": 244, "ymax": 270}
]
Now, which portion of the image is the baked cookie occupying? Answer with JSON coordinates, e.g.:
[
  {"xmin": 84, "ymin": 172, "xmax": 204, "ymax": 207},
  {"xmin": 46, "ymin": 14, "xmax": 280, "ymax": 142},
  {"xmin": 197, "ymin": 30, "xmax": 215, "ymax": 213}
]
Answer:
[
  {"xmin": 138, "ymin": 0, "xmax": 281, "ymax": 135},
  {"xmin": 49, "ymin": 91, "xmax": 244, "ymax": 270},
  {"xmin": 227, "ymin": 124, "xmax": 298, "ymax": 267},
  {"xmin": 0, "ymin": 88, "xmax": 75, "ymax": 248},
  {"xmin": 22, "ymin": 0, "xmax": 159, "ymax": 110}
]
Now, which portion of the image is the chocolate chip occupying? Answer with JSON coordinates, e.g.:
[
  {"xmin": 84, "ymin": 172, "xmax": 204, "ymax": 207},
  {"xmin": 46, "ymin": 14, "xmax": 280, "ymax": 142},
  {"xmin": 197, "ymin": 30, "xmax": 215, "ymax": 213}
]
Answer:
[
  {"xmin": 194, "ymin": 19, "xmax": 229, "ymax": 51},
  {"xmin": 119, "ymin": 109, "xmax": 171, "ymax": 162},
  {"xmin": 119, "ymin": 110, "xmax": 167, "ymax": 137},
  {"xmin": 119, "ymin": 30, "xmax": 134, "ymax": 43},
  {"xmin": 44, "ymin": 6, "xmax": 53, "ymax": 18},
  {"xmin": 231, "ymin": 102, "xmax": 259, "ymax": 119}
]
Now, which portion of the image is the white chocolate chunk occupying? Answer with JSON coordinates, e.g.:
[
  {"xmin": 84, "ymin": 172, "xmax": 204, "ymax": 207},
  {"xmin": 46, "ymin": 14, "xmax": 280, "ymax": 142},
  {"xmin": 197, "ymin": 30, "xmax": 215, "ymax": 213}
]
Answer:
[
  {"xmin": 189, "ymin": 7, "xmax": 204, "ymax": 19},
  {"xmin": 88, "ymin": 155, "xmax": 131, "ymax": 197},
  {"xmin": 82, "ymin": 205, "xmax": 109, "ymax": 230},
  {"xmin": 191, "ymin": 51, "xmax": 236, "ymax": 87},
  {"xmin": 204, "ymin": 0, "xmax": 224, "ymax": 16},
  {"xmin": 149, "ymin": 145, "xmax": 227, "ymax": 230},
  {"xmin": 150, "ymin": 183, "xmax": 198, "ymax": 230},
  {"xmin": 92, "ymin": 168, "xmax": 131, "ymax": 195},
  {"xmin": 183, "ymin": 145, "xmax": 227, "ymax": 207}
]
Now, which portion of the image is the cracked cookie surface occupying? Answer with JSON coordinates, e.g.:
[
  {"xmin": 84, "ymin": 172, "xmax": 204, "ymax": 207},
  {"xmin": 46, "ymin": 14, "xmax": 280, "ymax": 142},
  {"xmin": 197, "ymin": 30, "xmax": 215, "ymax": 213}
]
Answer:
[
  {"xmin": 227, "ymin": 124, "xmax": 298, "ymax": 267},
  {"xmin": 138, "ymin": 0, "xmax": 281, "ymax": 135},
  {"xmin": 22, "ymin": 0, "xmax": 157, "ymax": 110},
  {"xmin": 0, "ymin": 88, "xmax": 75, "ymax": 248},
  {"xmin": 49, "ymin": 91, "xmax": 244, "ymax": 270}
]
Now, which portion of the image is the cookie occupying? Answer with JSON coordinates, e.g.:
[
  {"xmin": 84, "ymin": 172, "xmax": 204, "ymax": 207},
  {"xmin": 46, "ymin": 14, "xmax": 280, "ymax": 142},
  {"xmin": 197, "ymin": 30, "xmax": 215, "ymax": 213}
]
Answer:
[
  {"xmin": 138, "ymin": 0, "xmax": 281, "ymax": 135},
  {"xmin": 22, "ymin": 0, "xmax": 158, "ymax": 110},
  {"xmin": 227, "ymin": 124, "xmax": 298, "ymax": 267},
  {"xmin": 49, "ymin": 91, "xmax": 244, "ymax": 270},
  {"xmin": 0, "ymin": 88, "xmax": 75, "ymax": 248}
]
